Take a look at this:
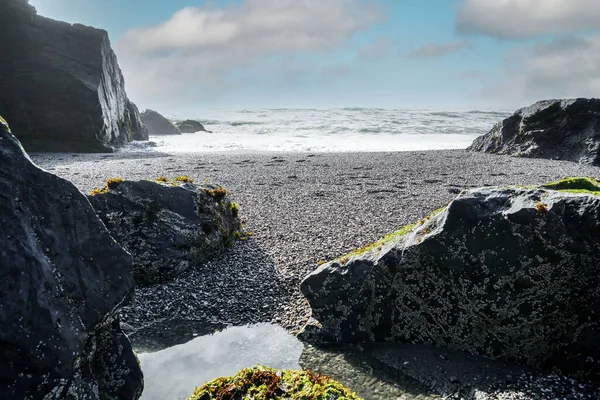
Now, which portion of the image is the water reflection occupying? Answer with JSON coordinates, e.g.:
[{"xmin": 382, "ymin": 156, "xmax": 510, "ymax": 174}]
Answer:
[{"xmin": 138, "ymin": 323, "xmax": 303, "ymax": 400}]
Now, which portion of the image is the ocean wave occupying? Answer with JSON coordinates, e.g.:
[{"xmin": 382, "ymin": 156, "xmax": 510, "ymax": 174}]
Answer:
[{"xmin": 230, "ymin": 121, "xmax": 265, "ymax": 126}]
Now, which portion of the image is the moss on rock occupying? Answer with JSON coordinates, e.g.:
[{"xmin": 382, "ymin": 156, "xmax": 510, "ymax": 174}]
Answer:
[
  {"xmin": 187, "ymin": 365, "xmax": 362, "ymax": 400},
  {"xmin": 541, "ymin": 176, "xmax": 600, "ymax": 195}
]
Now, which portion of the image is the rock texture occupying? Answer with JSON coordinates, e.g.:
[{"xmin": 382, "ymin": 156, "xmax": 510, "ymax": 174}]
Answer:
[
  {"xmin": 0, "ymin": 118, "xmax": 142, "ymax": 399},
  {"xmin": 0, "ymin": 0, "xmax": 147, "ymax": 152},
  {"xmin": 176, "ymin": 119, "xmax": 212, "ymax": 133},
  {"xmin": 301, "ymin": 179, "xmax": 600, "ymax": 380},
  {"xmin": 141, "ymin": 109, "xmax": 181, "ymax": 136},
  {"xmin": 88, "ymin": 178, "xmax": 243, "ymax": 283},
  {"xmin": 468, "ymin": 98, "xmax": 600, "ymax": 165}
]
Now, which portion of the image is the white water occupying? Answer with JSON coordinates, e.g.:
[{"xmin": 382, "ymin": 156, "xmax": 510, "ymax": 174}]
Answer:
[{"xmin": 127, "ymin": 108, "xmax": 510, "ymax": 153}]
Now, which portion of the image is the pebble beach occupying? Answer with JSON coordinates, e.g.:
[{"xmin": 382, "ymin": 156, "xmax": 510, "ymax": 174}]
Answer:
[{"xmin": 32, "ymin": 149, "xmax": 600, "ymax": 399}]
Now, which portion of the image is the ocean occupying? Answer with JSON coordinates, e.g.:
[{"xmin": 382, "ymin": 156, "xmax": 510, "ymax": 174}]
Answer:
[{"xmin": 129, "ymin": 108, "xmax": 511, "ymax": 153}]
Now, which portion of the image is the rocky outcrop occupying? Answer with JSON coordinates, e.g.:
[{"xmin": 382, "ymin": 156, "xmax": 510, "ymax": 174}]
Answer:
[
  {"xmin": 88, "ymin": 177, "xmax": 244, "ymax": 283},
  {"xmin": 300, "ymin": 178, "xmax": 600, "ymax": 380},
  {"xmin": 141, "ymin": 109, "xmax": 181, "ymax": 136},
  {"xmin": 176, "ymin": 119, "xmax": 212, "ymax": 133},
  {"xmin": 0, "ymin": 0, "xmax": 147, "ymax": 152},
  {"xmin": 0, "ymin": 118, "xmax": 142, "ymax": 399},
  {"xmin": 468, "ymin": 98, "xmax": 600, "ymax": 165}
]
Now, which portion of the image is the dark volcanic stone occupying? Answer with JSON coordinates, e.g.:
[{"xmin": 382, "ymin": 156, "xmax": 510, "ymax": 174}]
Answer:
[
  {"xmin": 301, "ymin": 183, "xmax": 600, "ymax": 380},
  {"xmin": 0, "ymin": 0, "xmax": 146, "ymax": 152},
  {"xmin": 0, "ymin": 119, "xmax": 142, "ymax": 399},
  {"xmin": 88, "ymin": 179, "xmax": 243, "ymax": 283},
  {"xmin": 468, "ymin": 98, "xmax": 600, "ymax": 165},
  {"xmin": 176, "ymin": 119, "xmax": 211, "ymax": 133},
  {"xmin": 141, "ymin": 109, "xmax": 181, "ymax": 136}
]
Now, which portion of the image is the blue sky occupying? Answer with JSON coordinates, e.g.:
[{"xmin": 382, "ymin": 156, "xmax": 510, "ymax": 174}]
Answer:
[{"xmin": 29, "ymin": 0, "xmax": 600, "ymax": 114}]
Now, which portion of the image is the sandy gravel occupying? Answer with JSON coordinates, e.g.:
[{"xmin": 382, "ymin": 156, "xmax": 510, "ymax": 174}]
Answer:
[{"xmin": 31, "ymin": 149, "xmax": 600, "ymax": 398}]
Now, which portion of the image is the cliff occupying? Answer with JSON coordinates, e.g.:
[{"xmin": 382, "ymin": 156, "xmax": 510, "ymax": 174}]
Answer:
[{"xmin": 0, "ymin": 0, "xmax": 148, "ymax": 152}]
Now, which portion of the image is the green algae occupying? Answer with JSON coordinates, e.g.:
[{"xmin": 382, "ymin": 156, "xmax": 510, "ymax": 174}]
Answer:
[
  {"xmin": 335, "ymin": 205, "xmax": 448, "ymax": 265},
  {"xmin": 187, "ymin": 365, "xmax": 362, "ymax": 400},
  {"xmin": 541, "ymin": 176, "xmax": 600, "ymax": 196},
  {"xmin": 337, "ymin": 223, "xmax": 416, "ymax": 265}
]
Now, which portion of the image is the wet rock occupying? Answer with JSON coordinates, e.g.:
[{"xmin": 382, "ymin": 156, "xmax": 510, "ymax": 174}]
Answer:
[
  {"xmin": 468, "ymin": 98, "xmax": 600, "ymax": 165},
  {"xmin": 0, "ymin": 0, "xmax": 147, "ymax": 152},
  {"xmin": 141, "ymin": 109, "xmax": 181, "ymax": 136},
  {"xmin": 88, "ymin": 178, "xmax": 243, "ymax": 283},
  {"xmin": 176, "ymin": 119, "xmax": 212, "ymax": 133},
  {"xmin": 0, "ymin": 118, "xmax": 142, "ymax": 399},
  {"xmin": 301, "ymin": 179, "xmax": 600, "ymax": 381}
]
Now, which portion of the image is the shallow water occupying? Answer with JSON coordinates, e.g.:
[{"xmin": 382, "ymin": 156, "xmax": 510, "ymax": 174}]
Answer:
[{"xmin": 137, "ymin": 323, "xmax": 438, "ymax": 400}]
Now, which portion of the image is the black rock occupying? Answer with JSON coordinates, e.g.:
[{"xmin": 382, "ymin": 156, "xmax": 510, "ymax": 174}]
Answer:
[
  {"xmin": 0, "ymin": 118, "xmax": 142, "ymax": 399},
  {"xmin": 176, "ymin": 119, "xmax": 212, "ymax": 133},
  {"xmin": 88, "ymin": 178, "xmax": 243, "ymax": 283},
  {"xmin": 301, "ymin": 180, "xmax": 600, "ymax": 380},
  {"xmin": 0, "ymin": 0, "xmax": 147, "ymax": 152},
  {"xmin": 140, "ymin": 109, "xmax": 181, "ymax": 136},
  {"xmin": 468, "ymin": 98, "xmax": 600, "ymax": 165}
]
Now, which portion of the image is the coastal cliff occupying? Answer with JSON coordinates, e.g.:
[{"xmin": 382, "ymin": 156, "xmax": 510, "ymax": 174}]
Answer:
[{"xmin": 0, "ymin": 0, "xmax": 148, "ymax": 152}]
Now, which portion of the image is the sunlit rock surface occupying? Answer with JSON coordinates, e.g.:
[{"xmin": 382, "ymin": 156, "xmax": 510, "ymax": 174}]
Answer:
[
  {"xmin": 0, "ymin": 0, "xmax": 147, "ymax": 152},
  {"xmin": 468, "ymin": 98, "xmax": 600, "ymax": 165}
]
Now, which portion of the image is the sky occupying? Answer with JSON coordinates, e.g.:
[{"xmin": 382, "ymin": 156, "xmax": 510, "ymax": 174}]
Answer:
[{"xmin": 28, "ymin": 0, "xmax": 600, "ymax": 114}]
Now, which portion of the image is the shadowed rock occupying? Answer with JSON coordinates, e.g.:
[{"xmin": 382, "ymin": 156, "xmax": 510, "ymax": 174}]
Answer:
[
  {"xmin": 176, "ymin": 119, "xmax": 212, "ymax": 133},
  {"xmin": 468, "ymin": 98, "xmax": 600, "ymax": 165},
  {"xmin": 0, "ymin": 0, "xmax": 147, "ymax": 152},
  {"xmin": 301, "ymin": 179, "xmax": 600, "ymax": 381},
  {"xmin": 141, "ymin": 109, "xmax": 181, "ymax": 136},
  {"xmin": 0, "ymin": 118, "xmax": 142, "ymax": 399},
  {"xmin": 88, "ymin": 178, "xmax": 243, "ymax": 283}
]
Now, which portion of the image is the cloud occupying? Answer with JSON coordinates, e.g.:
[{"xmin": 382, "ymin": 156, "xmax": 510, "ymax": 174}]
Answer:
[
  {"xmin": 115, "ymin": 0, "xmax": 383, "ymax": 109},
  {"xmin": 457, "ymin": 0, "xmax": 600, "ymax": 39},
  {"xmin": 478, "ymin": 34, "xmax": 600, "ymax": 108},
  {"xmin": 409, "ymin": 41, "xmax": 471, "ymax": 58},
  {"xmin": 357, "ymin": 37, "xmax": 390, "ymax": 60}
]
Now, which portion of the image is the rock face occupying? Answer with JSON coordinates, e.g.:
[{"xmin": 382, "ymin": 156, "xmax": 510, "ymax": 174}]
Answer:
[
  {"xmin": 176, "ymin": 119, "xmax": 212, "ymax": 133},
  {"xmin": 0, "ymin": 118, "xmax": 142, "ymax": 399},
  {"xmin": 468, "ymin": 98, "xmax": 600, "ymax": 165},
  {"xmin": 88, "ymin": 178, "xmax": 243, "ymax": 283},
  {"xmin": 301, "ymin": 179, "xmax": 600, "ymax": 380},
  {"xmin": 141, "ymin": 109, "xmax": 181, "ymax": 136},
  {"xmin": 0, "ymin": 0, "xmax": 147, "ymax": 152}
]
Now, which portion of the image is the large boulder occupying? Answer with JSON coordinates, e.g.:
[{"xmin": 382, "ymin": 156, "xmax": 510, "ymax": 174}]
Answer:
[
  {"xmin": 468, "ymin": 98, "xmax": 600, "ymax": 165},
  {"xmin": 0, "ymin": 0, "xmax": 147, "ymax": 152},
  {"xmin": 141, "ymin": 109, "xmax": 181, "ymax": 136},
  {"xmin": 176, "ymin": 119, "xmax": 212, "ymax": 133},
  {"xmin": 88, "ymin": 177, "xmax": 243, "ymax": 283},
  {"xmin": 300, "ymin": 178, "xmax": 600, "ymax": 380},
  {"xmin": 0, "ymin": 118, "xmax": 142, "ymax": 399}
]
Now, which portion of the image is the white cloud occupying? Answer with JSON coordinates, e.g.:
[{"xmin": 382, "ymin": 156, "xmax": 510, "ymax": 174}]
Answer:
[
  {"xmin": 457, "ymin": 0, "xmax": 600, "ymax": 38},
  {"xmin": 408, "ymin": 41, "xmax": 471, "ymax": 58},
  {"xmin": 115, "ymin": 0, "xmax": 383, "ymax": 109},
  {"xmin": 478, "ymin": 34, "xmax": 600, "ymax": 108}
]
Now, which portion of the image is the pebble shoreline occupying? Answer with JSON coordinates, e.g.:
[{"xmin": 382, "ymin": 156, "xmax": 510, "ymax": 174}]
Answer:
[{"xmin": 32, "ymin": 149, "xmax": 600, "ymax": 399}]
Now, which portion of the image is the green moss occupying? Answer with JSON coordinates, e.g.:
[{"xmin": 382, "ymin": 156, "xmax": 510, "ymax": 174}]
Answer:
[
  {"xmin": 228, "ymin": 201, "xmax": 240, "ymax": 217},
  {"xmin": 335, "ymin": 205, "xmax": 448, "ymax": 265},
  {"xmin": 337, "ymin": 222, "xmax": 416, "ymax": 265},
  {"xmin": 541, "ymin": 176, "xmax": 600, "ymax": 196},
  {"xmin": 187, "ymin": 365, "xmax": 362, "ymax": 400}
]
